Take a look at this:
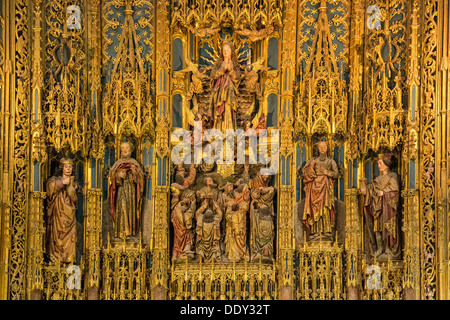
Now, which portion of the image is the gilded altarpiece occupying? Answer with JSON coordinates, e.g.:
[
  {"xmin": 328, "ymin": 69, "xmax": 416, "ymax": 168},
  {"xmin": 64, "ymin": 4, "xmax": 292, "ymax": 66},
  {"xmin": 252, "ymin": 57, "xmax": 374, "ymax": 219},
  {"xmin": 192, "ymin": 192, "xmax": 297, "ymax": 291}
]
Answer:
[{"xmin": 0, "ymin": 0, "xmax": 448, "ymax": 301}]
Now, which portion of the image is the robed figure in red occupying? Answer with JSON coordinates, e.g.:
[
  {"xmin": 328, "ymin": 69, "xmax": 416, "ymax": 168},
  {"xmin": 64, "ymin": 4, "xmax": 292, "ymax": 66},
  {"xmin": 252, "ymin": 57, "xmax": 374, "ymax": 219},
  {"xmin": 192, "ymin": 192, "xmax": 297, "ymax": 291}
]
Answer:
[
  {"xmin": 109, "ymin": 141, "xmax": 144, "ymax": 241},
  {"xmin": 302, "ymin": 142, "xmax": 340, "ymax": 241},
  {"xmin": 360, "ymin": 153, "xmax": 401, "ymax": 261}
]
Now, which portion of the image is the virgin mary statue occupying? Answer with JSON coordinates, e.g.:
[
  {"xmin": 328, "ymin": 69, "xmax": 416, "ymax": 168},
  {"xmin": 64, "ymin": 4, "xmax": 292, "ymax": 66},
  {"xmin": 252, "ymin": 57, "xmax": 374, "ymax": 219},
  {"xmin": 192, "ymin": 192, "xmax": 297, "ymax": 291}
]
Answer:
[{"xmin": 209, "ymin": 41, "xmax": 241, "ymax": 132}]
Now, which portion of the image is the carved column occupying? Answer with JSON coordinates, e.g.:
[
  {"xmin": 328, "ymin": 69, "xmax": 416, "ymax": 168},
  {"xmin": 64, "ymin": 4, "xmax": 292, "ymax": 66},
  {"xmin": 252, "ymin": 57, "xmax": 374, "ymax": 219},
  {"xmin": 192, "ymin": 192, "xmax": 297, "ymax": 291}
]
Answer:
[
  {"xmin": 436, "ymin": 0, "xmax": 450, "ymax": 300},
  {"xmin": 0, "ymin": 0, "xmax": 12, "ymax": 300},
  {"xmin": 277, "ymin": 0, "xmax": 297, "ymax": 300},
  {"xmin": 25, "ymin": 0, "xmax": 47, "ymax": 301},
  {"xmin": 419, "ymin": 0, "xmax": 439, "ymax": 300},
  {"xmin": 85, "ymin": 0, "xmax": 102, "ymax": 300},
  {"xmin": 151, "ymin": 0, "xmax": 171, "ymax": 300},
  {"xmin": 9, "ymin": 0, "xmax": 32, "ymax": 300},
  {"xmin": 345, "ymin": 0, "xmax": 365, "ymax": 301},
  {"xmin": 402, "ymin": 0, "xmax": 421, "ymax": 300}
]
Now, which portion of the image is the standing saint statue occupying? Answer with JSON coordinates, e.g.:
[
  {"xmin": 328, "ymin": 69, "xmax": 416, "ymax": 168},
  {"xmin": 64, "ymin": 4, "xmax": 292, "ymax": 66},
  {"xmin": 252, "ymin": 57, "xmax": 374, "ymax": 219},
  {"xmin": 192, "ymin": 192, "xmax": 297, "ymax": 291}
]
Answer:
[
  {"xmin": 195, "ymin": 177, "xmax": 223, "ymax": 262},
  {"xmin": 171, "ymin": 198, "xmax": 195, "ymax": 262},
  {"xmin": 224, "ymin": 183, "xmax": 250, "ymax": 262},
  {"xmin": 250, "ymin": 204, "xmax": 274, "ymax": 262},
  {"xmin": 46, "ymin": 158, "xmax": 78, "ymax": 263},
  {"xmin": 210, "ymin": 41, "xmax": 241, "ymax": 132},
  {"xmin": 247, "ymin": 167, "xmax": 276, "ymax": 261},
  {"xmin": 109, "ymin": 141, "xmax": 144, "ymax": 242},
  {"xmin": 360, "ymin": 153, "xmax": 401, "ymax": 261},
  {"xmin": 170, "ymin": 162, "xmax": 197, "ymax": 262},
  {"xmin": 302, "ymin": 141, "xmax": 339, "ymax": 241}
]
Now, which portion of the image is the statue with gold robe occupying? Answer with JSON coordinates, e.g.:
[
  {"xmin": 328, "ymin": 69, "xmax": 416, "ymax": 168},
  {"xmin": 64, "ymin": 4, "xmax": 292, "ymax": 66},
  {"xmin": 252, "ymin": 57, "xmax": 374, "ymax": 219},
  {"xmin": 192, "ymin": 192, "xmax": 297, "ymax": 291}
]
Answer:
[
  {"xmin": 209, "ymin": 41, "xmax": 241, "ymax": 132},
  {"xmin": 195, "ymin": 177, "xmax": 222, "ymax": 262},
  {"xmin": 302, "ymin": 142, "xmax": 339, "ymax": 241},
  {"xmin": 46, "ymin": 158, "xmax": 78, "ymax": 263},
  {"xmin": 171, "ymin": 198, "xmax": 195, "ymax": 262},
  {"xmin": 109, "ymin": 142, "xmax": 144, "ymax": 242},
  {"xmin": 360, "ymin": 153, "xmax": 401, "ymax": 261},
  {"xmin": 195, "ymin": 200, "xmax": 223, "ymax": 263},
  {"xmin": 247, "ymin": 170, "xmax": 276, "ymax": 261},
  {"xmin": 250, "ymin": 204, "xmax": 274, "ymax": 262},
  {"xmin": 171, "ymin": 162, "xmax": 197, "ymax": 262},
  {"xmin": 224, "ymin": 183, "xmax": 250, "ymax": 262}
]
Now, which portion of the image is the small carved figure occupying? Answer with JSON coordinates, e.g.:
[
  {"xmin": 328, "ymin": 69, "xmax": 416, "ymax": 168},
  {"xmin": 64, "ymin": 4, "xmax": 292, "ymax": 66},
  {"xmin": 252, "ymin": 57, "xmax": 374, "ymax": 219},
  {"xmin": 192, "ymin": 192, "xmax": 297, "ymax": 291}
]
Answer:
[
  {"xmin": 250, "ymin": 204, "xmax": 274, "ymax": 262},
  {"xmin": 423, "ymin": 161, "xmax": 434, "ymax": 185},
  {"xmin": 224, "ymin": 183, "xmax": 250, "ymax": 262},
  {"xmin": 46, "ymin": 158, "xmax": 78, "ymax": 263},
  {"xmin": 195, "ymin": 200, "xmax": 223, "ymax": 263},
  {"xmin": 302, "ymin": 141, "xmax": 339, "ymax": 241},
  {"xmin": 235, "ymin": 24, "xmax": 275, "ymax": 42},
  {"xmin": 247, "ymin": 168, "xmax": 275, "ymax": 261},
  {"xmin": 171, "ymin": 198, "xmax": 195, "ymax": 262},
  {"xmin": 360, "ymin": 153, "xmax": 401, "ymax": 261},
  {"xmin": 192, "ymin": 26, "xmax": 221, "ymax": 39},
  {"xmin": 244, "ymin": 57, "xmax": 269, "ymax": 100},
  {"xmin": 180, "ymin": 58, "xmax": 208, "ymax": 98}
]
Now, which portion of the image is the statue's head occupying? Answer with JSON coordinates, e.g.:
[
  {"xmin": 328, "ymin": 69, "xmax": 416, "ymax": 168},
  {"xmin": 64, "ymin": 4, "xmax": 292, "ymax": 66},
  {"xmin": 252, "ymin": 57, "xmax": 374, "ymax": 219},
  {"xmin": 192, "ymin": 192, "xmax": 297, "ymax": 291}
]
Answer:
[
  {"xmin": 379, "ymin": 153, "xmax": 397, "ymax": 171},
  {"xmin": 317, "ymin": 141, "xmax": 328, "ymax": 155},
  {"xmin": 205, "ymin": 177, "xmax": 214, "ymax": 186},
  {"xmin": 261, "ymin": 174, "xmax": 270, "ymax": 184},
  {"xmin": 59, "ymin": 158, "xmax": 74, "ymax": 177},
  {"xmin": 175, "ymin": 172, "xmax": 184, "ymax": 185},
  {"xmin": 120, "ymin": 141, "xmax": 134, "ymax": 157},
  {"xmin": 223, "ymin": 182, "xmax": 234, "ymax": 192},
  {"xmin": 222, "ymin": 41, "xmax": 233, "ymax": 60}
]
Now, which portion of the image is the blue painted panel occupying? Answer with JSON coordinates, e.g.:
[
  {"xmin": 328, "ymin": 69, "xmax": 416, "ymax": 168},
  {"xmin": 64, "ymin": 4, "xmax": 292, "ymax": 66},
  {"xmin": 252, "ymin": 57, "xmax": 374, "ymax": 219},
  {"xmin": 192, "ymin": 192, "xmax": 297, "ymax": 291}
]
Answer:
[
  {"xmin": 268, "ymin": 37, "xmax": 278, "ymax": 70},
  {"xmin": 34, "ymin": 90, "xmax": 39, "ymax": 123},
  {"xmin": 91, "ymin": 158, "xmax": 96, "ymax": 188},
  {"xmin": 348, "ymin": 160, "xmax": 352, "ymax": 188},
  {"xmin": 110, "ymin": 147, "xmax": 115, "ymax": 166},
  {"xmin": 143, "ymin": 147, "xmax": 148, "ymax": 167},
  {"xmin": 352, "ymin": 159, "xmax": 358, "ymax": 188},
  {"xmin": 287, "ymin": 155, "xmax": 291, "ymax": 185},
  {"xmin": 267, "ymin": 93, "xmax": 278, "ymax": 127},
  {"xmin": 409, "ymin": 159, "xmax": 416, "ymax": 189},
  {"xmin": 365, "ymin": 161, "xmax": 372, "ymax": 182},
  {"xmin": 157, "ymin": 157, "xmax": 162, "ymax": 186},
  {"xmin": 412, "ymin": 86, "xmax": 416, "ymax": 121},
  {"xmin": 34, "ymin": 161, "xmax": 40, "ymax": 191},
  {"xmin": 93, "ymin": 91, "xmax": 97, "ymax": 119},
  {"xmin": 162, "ymin": 156, "xmax": 167, "ymax": 186},
  {"xmin": 172, "ymin": 94, "xmax": 183, "ymax": 128},
  {"xmin": 172, "ymin": 38, "xmax": 183, "ymax": 72},
  {"xmin": 374, "ymin": 160, "xmax": 380, "ymax": 178}
]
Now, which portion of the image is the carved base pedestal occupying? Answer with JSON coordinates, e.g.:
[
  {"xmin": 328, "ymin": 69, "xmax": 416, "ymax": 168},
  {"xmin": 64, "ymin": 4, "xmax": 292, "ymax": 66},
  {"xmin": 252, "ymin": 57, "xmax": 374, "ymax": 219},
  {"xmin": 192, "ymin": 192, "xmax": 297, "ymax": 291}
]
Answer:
[{"xmin": 297, "ymin": 241, "xmax": 344, "ymax": 300}]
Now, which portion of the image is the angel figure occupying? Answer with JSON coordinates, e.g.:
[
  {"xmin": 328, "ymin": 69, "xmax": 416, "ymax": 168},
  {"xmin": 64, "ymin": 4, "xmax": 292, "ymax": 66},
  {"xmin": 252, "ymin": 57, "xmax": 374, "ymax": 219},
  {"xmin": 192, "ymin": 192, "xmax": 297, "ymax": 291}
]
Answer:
[
  {"xmin": 236, "ymin": 24, "xmax": 275, "ymax": 42},
  {"xmin": 180, "ymin": 59, "xmax": 209, "ymax": 127},
  {"xmin": 192, "ymin": 26, "xmax": 221, "ymax": 39},
  {"xmin": 244, "ymin": 57, "xmax": 269, "ymax": 100},
  {"xmin": 180, "ymin": 58, "xmax": 208, "ymax": 98}
]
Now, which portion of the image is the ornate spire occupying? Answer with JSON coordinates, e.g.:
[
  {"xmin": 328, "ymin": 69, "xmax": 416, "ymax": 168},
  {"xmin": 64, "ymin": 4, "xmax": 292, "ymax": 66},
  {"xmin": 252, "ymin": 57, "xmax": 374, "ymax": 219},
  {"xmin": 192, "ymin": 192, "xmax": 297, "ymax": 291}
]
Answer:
[{"xmin": 305, "ymin": 0, "xmax": 338, "ymax": 74}]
